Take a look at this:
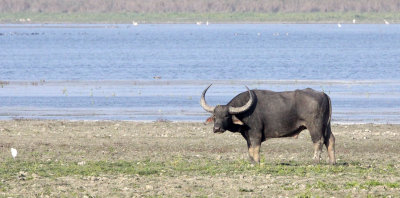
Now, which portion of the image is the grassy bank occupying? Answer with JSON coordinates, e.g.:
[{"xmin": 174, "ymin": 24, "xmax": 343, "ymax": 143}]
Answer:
[
  {"xmin": 1, "ymin": 158, "xmax": 399, "ymax": 196},
  {"xmin": 1, "ymin": 12, "xmax": 400, "ymax": 24},
  {"xmin": 1, "ymin": 121, "xmax": 400, "ymax": 196}
]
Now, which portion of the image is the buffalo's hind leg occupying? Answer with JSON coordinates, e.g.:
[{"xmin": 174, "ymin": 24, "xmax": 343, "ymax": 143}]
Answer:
[
  {"xmin": 324, "ymin": 123, "xmax": 336, "ymax": 165},
  {"xmin": 308, "ymin": 123, "xmax": 324, "ymax": 164},
  {"xmin": 312, "ymin": 137, "xmax": 324, "ymax": 164}
]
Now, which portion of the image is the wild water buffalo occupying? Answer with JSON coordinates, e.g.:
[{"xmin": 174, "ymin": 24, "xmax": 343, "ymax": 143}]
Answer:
[{"xmin": 200, "ymin": 84, "xmax": 336, "ymax": 165}]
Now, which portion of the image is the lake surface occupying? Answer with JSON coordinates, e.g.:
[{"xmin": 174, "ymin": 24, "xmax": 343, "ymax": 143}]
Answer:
[{"xmin": 1, "ymin": 24, "xmax": 399, "ymax": 123}]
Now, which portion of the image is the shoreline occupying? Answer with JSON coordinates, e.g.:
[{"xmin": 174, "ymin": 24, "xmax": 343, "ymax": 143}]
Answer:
[
  {"xmin": 0, "ymin": 22, "xmax": 399, "ymax": 27},
  {"xmin": 1, "ymin": 79, "xmax": 399, "ymax": 124},
  {"xmin": 1, "ymin": 119, "xmax": 400, "ymax": 125}
]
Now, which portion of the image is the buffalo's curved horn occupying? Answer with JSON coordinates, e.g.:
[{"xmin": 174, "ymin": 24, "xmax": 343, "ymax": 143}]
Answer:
[
  {"xmin": 200, "ymin": 84, "xmax": 215, "ymax": 113},
  {"xmin": 228, "ymin": 86, "xmax": 254, "ymax": 114}
]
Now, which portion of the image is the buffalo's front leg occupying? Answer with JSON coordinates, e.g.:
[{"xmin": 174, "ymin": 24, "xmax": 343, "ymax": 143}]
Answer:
[
  {"xmin": 248, "ymin": 144, "xmax": 261, "ymax": 164},
  {"xmin": 246, "ymin": 133, "xmax": 262, "ymax": 164}
]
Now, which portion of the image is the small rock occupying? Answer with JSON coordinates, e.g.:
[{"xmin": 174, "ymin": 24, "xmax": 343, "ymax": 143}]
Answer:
[
  {"xmin": 122, "ymin": 187, "xmax": 130, "ymax": 191},
  {"xmin": 31, "ymin": 173, "xmax": 39, "ymax": 179},
  {"xmin": 146, "ymin": 185, "xmax": 154, "ymax": 190},
  {"xmin": 18, "ymin": 171, "xmax": 27, "ymax": 180},
  {"xmin": 78, "ymin": 161, "xmax": 86, "ymax": 166},
  {"xmin": 91, "ymin": 177, "xmax": 100, "ymax": 181}
]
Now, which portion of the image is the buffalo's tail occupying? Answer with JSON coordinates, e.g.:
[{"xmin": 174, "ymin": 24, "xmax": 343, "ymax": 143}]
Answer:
[
  {"xmin": 323, "ymin": 93, "xmax": 332, "ymax": 139},
  {"xmin": 326, "ymin": 93, "xmax": 332, "ymax": 126}
]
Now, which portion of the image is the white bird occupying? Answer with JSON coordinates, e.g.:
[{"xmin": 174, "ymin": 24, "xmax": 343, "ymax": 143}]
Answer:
[
  {"xmin": 206, "ymin": 21, "xmax": 209, "ymax": 26},
  {"xmin": 196, "ymin": 21, "xmax": 202, "ymax": 25},
  {"xmin": 353, "ymin": 19, "xmax": 356, "ymax": 24},
  {"xmin": 132, "ymin": 21, "xmax": 138, "ymax": 26},
  {"xmin": 337, "ymin": 23, "xmax": 342, "ymax": 28},
  {"xmin": 384, "ymin": 19, "xmax": 390, "ymax": 25},
  {"xmin": 11, "ymin": 148, "xmax": 17, "ymax": 159}
]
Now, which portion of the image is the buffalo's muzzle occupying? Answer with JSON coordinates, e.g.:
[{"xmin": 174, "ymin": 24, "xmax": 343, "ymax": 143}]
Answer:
[{"xmin": 213, "ymin": 127, "xmax": 225, "ymax": 133}]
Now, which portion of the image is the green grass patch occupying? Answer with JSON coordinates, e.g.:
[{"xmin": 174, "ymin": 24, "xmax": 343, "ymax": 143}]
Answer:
[
  {"xmin": 386, "ymin": 182, "xmax": 400, "ymax": 188},
  {"xmin": 361, "ymin": 180, "xmax": 384, "ymax": 189},
  {"xmin": 1, "ymin": 12, "xmax": 400, "ymax": 23},
  {"xmin": 345, "ymin": 180, "xmax": 400, "ymax": 190},
  {"xmin": 344, "ymin": 181, "xmax": 359, "ymax": 189},
  {"xmin": 0, "ymin": 158, "xmax": 399, "ymax": 181},
  {"xmin": 238, "ymin": 187, "xmax": 254, "ymax": 192},
  {"xmin": 308, "ymin": 180, "xmax": 339, "ymax": 191},
  {"xmin": 296, "ymin": 190, "xmax": 313, "ymax": 198}
]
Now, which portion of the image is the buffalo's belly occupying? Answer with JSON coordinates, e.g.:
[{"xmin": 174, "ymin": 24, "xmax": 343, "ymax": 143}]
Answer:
[{"xmin": 264, "ymin": 125, "xmax": 306, "ymax": 139}]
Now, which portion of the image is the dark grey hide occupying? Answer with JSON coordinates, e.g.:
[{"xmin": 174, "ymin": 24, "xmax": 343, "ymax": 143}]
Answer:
[{"xmin": 200, "ymin": 84, "xmax": 336, "ymax": 165}]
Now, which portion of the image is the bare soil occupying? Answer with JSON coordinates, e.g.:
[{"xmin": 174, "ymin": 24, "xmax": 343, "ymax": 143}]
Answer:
[{"xmin": 1, "ymin": 120, "xmax": 399, "ymax": 197}]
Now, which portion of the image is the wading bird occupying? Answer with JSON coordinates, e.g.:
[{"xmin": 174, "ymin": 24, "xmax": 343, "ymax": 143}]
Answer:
[
  {"xmin": 11, "ymin": 148, "xmax": 17, "ymax": 159},
  {"xmin": 384, "ymin": 19, "xmax": 390, "ymax": 25}
]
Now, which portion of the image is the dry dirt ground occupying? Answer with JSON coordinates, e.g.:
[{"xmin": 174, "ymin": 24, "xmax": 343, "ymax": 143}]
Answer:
[{"xmin": 1, "ymin": 120, "xmax": 400, "ymax": 197}]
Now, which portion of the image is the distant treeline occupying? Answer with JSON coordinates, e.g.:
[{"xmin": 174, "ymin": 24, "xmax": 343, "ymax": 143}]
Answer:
[{"xmin": 1, "ymin": 0, "xmax": 400, "ymax": 13}]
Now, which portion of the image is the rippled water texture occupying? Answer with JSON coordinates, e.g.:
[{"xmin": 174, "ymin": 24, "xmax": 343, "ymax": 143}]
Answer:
[{"xmin": 1, "ymin": 24, "xmax": 399, "ymax": 123}]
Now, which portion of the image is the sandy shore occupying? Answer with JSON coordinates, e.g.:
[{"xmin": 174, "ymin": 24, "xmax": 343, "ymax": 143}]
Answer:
[{"xmin": 1, "ymin": 120, "xmax": 399, "ymax": 197}]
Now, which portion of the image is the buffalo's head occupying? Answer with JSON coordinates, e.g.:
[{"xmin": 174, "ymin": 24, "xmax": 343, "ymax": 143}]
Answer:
[{"xmin": 200, "ymin": 84, "xmax": 254, "ymax": 133}]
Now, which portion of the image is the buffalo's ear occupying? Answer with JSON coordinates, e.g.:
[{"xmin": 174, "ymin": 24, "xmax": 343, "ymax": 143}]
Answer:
[
  {"xmin": 232, "ymin": 115, "xmax": 244, "ymax": 125},
  {"xmin": 204, "ymin": 116, "xmax": 214, "ymax": 125}
]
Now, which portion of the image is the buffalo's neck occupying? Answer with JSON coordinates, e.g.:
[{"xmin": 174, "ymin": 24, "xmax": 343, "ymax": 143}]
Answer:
[{"xmin": 227, "ymin": 124, "xmax": 247, "ymax": 133}]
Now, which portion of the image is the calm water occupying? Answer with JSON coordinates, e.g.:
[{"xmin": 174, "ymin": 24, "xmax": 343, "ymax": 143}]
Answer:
[{"xmin": 1, "ymin": 24, "xmax": 399, "ymax": 123}]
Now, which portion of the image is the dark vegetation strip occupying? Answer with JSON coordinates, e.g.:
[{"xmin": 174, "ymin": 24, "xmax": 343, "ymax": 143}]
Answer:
[
  {"xmin": 2, "ymin": 0, "xmax": 400, "ymax": 13},
  {"xmin": 2, "ymin": 0, "xmax": 400, "ymax": 23},
  {"xmin": 1, "ymin": 12, "xmax": 400, "ymax": 23}
]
